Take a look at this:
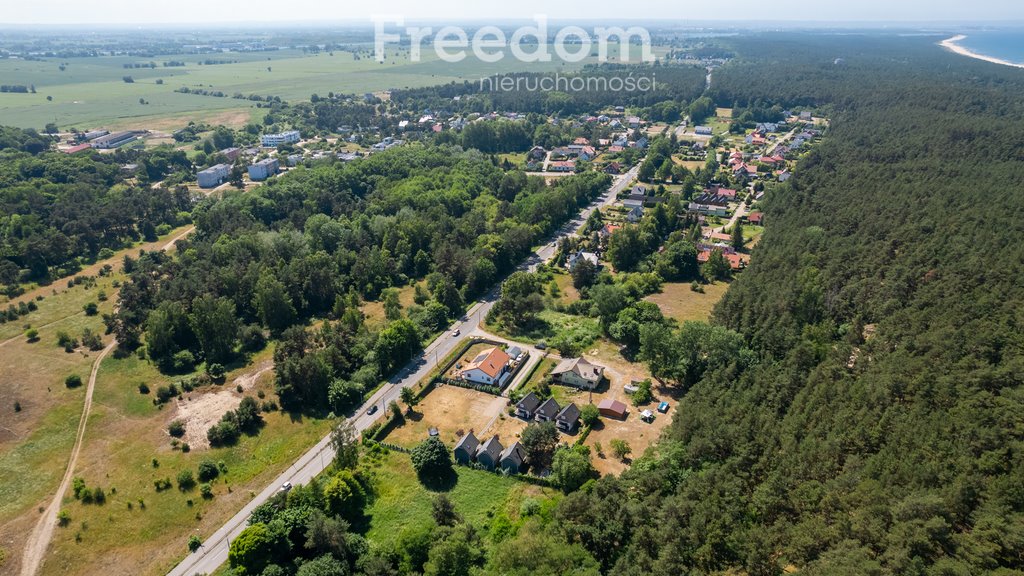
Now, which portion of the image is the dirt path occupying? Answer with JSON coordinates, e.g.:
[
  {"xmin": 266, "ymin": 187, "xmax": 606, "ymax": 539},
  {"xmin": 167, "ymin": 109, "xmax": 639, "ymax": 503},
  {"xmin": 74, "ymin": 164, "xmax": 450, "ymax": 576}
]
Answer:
[
  {"xmin": 19, "ymin": 339, "xmax": 116, "ymax": 576},
  {"xmin": 161, "ymin": 226, "xmax": 195, "ymax": 251}
]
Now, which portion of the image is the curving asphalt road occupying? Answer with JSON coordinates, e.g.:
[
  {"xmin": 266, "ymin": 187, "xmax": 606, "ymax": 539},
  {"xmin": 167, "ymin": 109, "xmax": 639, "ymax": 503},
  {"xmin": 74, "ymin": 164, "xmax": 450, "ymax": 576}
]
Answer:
[{"xmin": 166, "ymin": 165, "xmax": 638, "ymax": 576}]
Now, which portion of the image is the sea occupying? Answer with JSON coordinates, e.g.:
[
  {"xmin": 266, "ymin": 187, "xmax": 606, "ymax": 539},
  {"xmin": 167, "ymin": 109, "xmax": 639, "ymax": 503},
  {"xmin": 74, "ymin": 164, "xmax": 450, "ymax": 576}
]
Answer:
[{"xmin": 956, "ymin": 30, "xmax": 1024, "ymax": 65}]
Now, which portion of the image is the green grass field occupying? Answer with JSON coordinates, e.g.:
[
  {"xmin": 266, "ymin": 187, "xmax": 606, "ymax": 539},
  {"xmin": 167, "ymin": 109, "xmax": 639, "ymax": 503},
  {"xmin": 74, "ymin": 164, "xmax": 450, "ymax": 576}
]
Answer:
[
  {"xmin": 362, "ymin": 449, "xmax": 545, "ymax": 547},
  {"xmin": 0, "ymin": 44, "xmax": 642, "ymax": 130}
]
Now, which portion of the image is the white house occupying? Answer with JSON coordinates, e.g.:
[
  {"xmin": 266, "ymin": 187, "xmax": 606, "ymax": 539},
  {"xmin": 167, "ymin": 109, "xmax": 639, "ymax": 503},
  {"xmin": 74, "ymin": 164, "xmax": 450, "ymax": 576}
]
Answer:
[{"xmin": 456, "ymin": 347, "xmax": 510, "ymax": 386}]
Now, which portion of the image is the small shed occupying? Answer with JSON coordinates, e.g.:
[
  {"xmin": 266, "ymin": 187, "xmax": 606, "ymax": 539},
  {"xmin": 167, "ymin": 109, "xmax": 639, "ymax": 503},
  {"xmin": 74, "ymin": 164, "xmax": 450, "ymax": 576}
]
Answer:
[
  {"xmin": 658, "ymin": 401, "xmax": 670, "ymax": 413},
  {"xmin": 640, "ymin": 410, "xmax": 655, "ymax": 423},
  {"xmin": 598, "ymin": 398, "xmax": 627, "ymax": 420}
]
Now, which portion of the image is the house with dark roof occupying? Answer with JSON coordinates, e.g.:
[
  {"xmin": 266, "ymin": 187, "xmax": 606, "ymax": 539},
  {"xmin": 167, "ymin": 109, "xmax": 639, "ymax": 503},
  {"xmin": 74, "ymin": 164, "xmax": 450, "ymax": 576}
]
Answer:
[
  {"xmin": 535, "ymin": 398, "xmax": 561, "ymax": 422},
  {"xmin": 476, "ymin": 436, "xmax": 504, "ymax": 470},
  {"xmin": 551, "ymin": 357, "xmax": 605, "ymax": 390},
  {"xmin": 453, "ymin": 432, "xmax": 479, "ymax": 464},
  {"xmin": 499, "ymin": 442, "xmax": 526, "ymax": 473},
  {"xmin": 556, "ymin": 403, "xmax": 581, "ymax": 432},
  {"xmin": 515, "ymin": 392, "xmax": 541, "ymax": 420}
]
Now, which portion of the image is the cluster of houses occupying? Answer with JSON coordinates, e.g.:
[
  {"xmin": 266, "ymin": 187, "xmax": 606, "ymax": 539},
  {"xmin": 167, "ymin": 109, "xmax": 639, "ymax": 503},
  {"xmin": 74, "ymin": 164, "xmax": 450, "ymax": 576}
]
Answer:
[
  {"xmin": 453, "ymin": 432, "xmax": 526, "ymax": 473},
  {"xmin": 688, "ymin": 184, "xmax": 739, "ymax": 217},
  {"xmin": 514, "ymin": 393, "xmax": 581, "ymax": 433}
]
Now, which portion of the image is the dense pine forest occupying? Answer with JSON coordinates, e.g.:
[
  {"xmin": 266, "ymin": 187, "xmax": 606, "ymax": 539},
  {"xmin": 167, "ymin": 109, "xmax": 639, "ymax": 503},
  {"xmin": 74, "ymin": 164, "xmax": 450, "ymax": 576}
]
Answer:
[
  {"xmin": 0, "ymin": 129, "xmax": 193, "ymax": 291},
  {"xmin": 552, "ymin": 34, "xmax": 1024, "ymax": 575}
]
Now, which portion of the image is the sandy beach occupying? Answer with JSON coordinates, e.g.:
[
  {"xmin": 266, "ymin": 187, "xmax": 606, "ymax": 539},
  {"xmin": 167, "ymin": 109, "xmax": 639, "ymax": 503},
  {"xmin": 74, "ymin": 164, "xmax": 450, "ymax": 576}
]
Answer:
[{"xmin": 940, "ymin": 34, "xmax": 1024, "ymax": 69}]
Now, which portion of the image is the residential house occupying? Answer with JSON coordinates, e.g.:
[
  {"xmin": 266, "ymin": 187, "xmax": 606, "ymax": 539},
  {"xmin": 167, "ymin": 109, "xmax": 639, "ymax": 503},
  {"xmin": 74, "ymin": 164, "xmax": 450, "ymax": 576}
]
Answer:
[
  {"xmin": 573, "ymin": 137, "xmax": 590, "ymax": 145},
  {"xmin": 598, "ymin": 398, "xmax": 627, "ymax": 419},
  {"xmin": 567, "ymin": 250, "xmax": 600, "ymax": 271},
  {"xmin": 456, "ymin": 347, "xmax": 511, "ymax": 387},
  {"xmin": 453, "ymin": 432, "xmax": 479, "ymax": 464},
  {"xmin": 599, "ymin": 223, "xmax": 621, "ymax": 241},
  {"xmin": 556, "ymin": 403, "xmax": 581, "ymax": 432},
  {"xmin": 777, "ymin": 170, "xmax": 791, "ymax": 182},
  {"xmin": 604, "ymin": 162, "xmax": 622, "ymax": 174},
  {"xmin": 626, "ymin": 204, "xmax": 644, "ymax": 223},
  {"xmin": 516, "ymin": 392, "xmax": 541, "ymax": 420},
  {"xmin": 476, "ymin": 436, "xmax": 504, "ymax": 470},
  {"xmin": 527, "ymin": 146, "xmax": 546, "ymax": 161},
  {"xmin": 550, "ymin": 357, "xmax": 605, "ymax": 390},
  {"xmin": 747, "ymin": 212, "xmax": 763, "ymax": 225},
  {"xmin": 197, "ymin": 163, "xmax": 231, "ymax": 188},
  {"xmin": 535, "ymin": 398, "xmax": 561, "ymax": 422},
  {"xmin": 632, "ymin": 136, "xmax": 649, "ymax": 149},
  {"xmin": 697, "ymin": 247, "xmax": 746, "ymax": 270},
  {"xmin": 548, "ymin": 160, "xmax": 576, "ymax": 172},
  {"xmin": 499, "ymin": 442, "xmax": 526, "ymax": 473},
  {"xmin": 628, "ymin": 116, "xmax": 641, "ymax": 129},
  {"xmin": 220, "ymin": 147, "xmax": 241, "ymax": 161}
]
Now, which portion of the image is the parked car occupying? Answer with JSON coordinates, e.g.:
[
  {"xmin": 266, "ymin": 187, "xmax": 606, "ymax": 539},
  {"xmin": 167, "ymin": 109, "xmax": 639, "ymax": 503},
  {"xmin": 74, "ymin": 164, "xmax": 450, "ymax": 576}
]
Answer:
[{"xmin": 536, "ymin": 341, "xmax": 547, "ymax": 350}]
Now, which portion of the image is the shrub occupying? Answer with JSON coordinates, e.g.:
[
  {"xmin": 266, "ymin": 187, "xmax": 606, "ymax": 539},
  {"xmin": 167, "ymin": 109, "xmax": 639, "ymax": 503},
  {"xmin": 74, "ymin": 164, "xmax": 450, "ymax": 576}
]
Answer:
[
  {"xmin": 72, "ymin": 477, "xmax": 87, "ymax": 499},
  {"xmin": 207, "ymin": 363, "xmax": 226, "ymax": 380},
  {"xmin": 168, "ymin": 420, "xmax": 186, "ymax": 438},
  {"xmin": 172, "ymin": 350, "xmax": 196, "ymax": 372},
  {"xmin": 177, "ymin": 469, "xmax": 196, "ymax": 491},
  {"xmin": 138, "ymin": 383, "xmax": 150, "ymax": 394},
  {"xmin": 188, "ymin": 534, "xmax": 202, "ymax": 552},
  {"xmin": 56, "ymin": 330, "xmax": 78, "ymax": 350},
  {"xmin": 25, "ymin": 328, "xmax": 39, "ymax": 342},
  {"xmin": 181, "ymin": 443, "xmax": 191, "ymax": 453},
  {"xmin": 580, "ymin": 403, "xmax": 600, "ymax": 427},
  {"xmin": 83, "ymin": 302, "xmax": 98, "ymax": 316},
  {"xmin": 91, "ymin": 486, "xmax": 106, "ymax": 504},
  {"xmin": 14, "ymin": 401, "xmax": 21, "ymax": 412},
  {"xmin": 199, "ymin": 483, "xmax": 213, "ymax": 499},
  {"xmin": 57, "ymin": 510, "xmax": 70, "ymax": 527},
  {"xmin": 154, "ymin": 478, "xmax": 172, "ymax": 491},
  {"xmin": 197, "ymin": 460, "xmax": 219, "ymax": 482},
  {"xmin": 65, "ymin": 374, "xmax": 83, "ymax": 388}
]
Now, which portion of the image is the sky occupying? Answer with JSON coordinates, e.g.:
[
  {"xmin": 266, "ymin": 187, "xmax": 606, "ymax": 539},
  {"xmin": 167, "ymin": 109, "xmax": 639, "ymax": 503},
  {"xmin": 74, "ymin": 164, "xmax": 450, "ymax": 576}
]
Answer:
[{"xmin": 3, "ymin": 0, "xmax": 1024, "ymax": 25}]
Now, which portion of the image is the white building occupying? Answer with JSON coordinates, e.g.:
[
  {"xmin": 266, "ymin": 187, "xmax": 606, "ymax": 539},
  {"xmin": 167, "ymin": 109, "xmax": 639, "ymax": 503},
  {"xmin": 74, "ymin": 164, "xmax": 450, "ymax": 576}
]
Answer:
[{"xmin": 260, "ymin": 130, "xmax": 301, "ymax": 147}]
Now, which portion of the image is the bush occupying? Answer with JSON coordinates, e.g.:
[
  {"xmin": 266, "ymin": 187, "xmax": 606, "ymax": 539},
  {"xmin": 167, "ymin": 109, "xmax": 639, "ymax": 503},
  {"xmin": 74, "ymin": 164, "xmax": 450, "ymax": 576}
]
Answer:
[
  {"xmin": 138, "ymin": 383, "xmax": 150, "ymax": 394},
  {"xmin": 207, "ymin": 363, "xmax": 226, "ymax": 380},
  {"xmin": 57, "ymin": 510, "xmax": 70, "ymax": 527},
  {"xmin": 56, "ymin": 330, "xmax": 78, "ymax": 350},
  {"xmin": 25, "ymin": 328, "xmax": 39, "ymax": 342},
  {"xmin": 188, "ymin": 534, "xmax": 202, "ymax": 552},
  {"xmin": 197, "ymin": 460, "xmax": 219, "ymax": 482},
  {"xmin": 83, "ymin": 302, "xmax": 98, "ymax": 316},
  {"xmin": 65, "ymin": 374, "xmax": 83, "ymax": 388},
  {"xmin": 580, "ymin": 403, "xmax": 600, "ymax": 426},
  {"xmin": 91, "ymin": 486, "xmax": 106, "ymax": 504},
  {"xmin": 14, "ymin": 401, "xmax": 21, "ymax": 412},
  {"xmin": 168, "ymin": 420, "xmax": 186, "ymax": 437},
  {"xmin": 199, "ymin": 483, "xmax": 213, "ymax": 499},
  {"xmin": 207, "ymin": 420, "xmax": 240, "ymax": 447},
  {"xmin": 172, "ymin": 350, "xmax": 196, "ymax": 372},
  {"xmin": 154, "ymin": 478, "xmax": 172, "ymax": 491},
  {"xmin": 181, "ymin": 442, "xmax": 190, "ymax": 453},
  {"xmin": 177, "ymin": 469, "xmax": 196, "ymax": 491},
  {"xmin": 72, "ymin": 477, "xmax": 87, "ymax": 499}
]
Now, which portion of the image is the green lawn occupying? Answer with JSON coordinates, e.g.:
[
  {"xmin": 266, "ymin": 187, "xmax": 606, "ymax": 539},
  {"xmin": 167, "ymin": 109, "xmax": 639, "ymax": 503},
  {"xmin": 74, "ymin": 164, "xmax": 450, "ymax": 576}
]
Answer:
[{"xmin": 362, "ymin": 449, "xmax": 539, "ymax": 547}]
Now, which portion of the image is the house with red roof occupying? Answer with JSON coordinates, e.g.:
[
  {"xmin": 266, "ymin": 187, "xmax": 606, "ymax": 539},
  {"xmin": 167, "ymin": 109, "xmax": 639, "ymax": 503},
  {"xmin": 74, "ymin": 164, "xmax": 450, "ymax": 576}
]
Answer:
[{"xmin": 456, "ymin": 347, "xmax": 511, "ymax": 387}]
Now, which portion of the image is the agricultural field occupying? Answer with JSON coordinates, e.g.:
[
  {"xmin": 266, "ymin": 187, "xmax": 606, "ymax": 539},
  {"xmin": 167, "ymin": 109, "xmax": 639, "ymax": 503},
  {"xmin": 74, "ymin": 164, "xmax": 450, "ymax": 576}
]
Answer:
[{"xmin": 0, "ymin": 44, "xmax": 636, "ymax": 130}]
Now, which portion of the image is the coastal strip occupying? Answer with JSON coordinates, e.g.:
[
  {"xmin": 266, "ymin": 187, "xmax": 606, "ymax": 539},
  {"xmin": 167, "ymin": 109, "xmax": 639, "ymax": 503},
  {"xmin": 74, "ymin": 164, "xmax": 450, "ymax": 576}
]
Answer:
[{"xmin": 940, "ymin": 34, "xmax": 1024, "ymax": 69}]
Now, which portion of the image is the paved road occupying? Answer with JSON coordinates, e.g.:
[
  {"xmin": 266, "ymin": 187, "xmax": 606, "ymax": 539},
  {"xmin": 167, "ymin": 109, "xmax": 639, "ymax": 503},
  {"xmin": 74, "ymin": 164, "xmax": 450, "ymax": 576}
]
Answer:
[{"xmin": 166, "ymin": 165, "xmax": 639, "ymax": 576}]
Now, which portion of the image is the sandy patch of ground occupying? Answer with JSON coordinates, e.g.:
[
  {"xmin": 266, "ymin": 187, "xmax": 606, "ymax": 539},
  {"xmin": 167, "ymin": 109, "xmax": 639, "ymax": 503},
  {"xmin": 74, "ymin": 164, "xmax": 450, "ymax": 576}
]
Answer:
[
  {"xmin": 169, "ymin": 361, "xmax": 272, "ymax": 450},
  {"xmin": 383, "ymin": 385, "xmax": 508, "ymax": 449}
]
